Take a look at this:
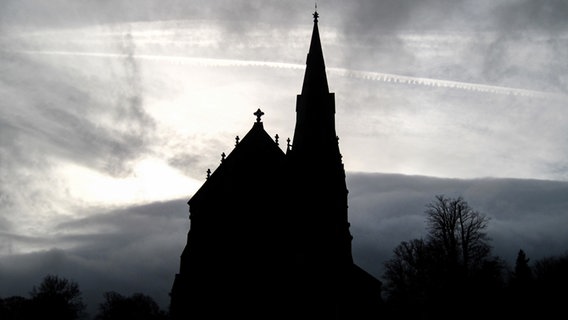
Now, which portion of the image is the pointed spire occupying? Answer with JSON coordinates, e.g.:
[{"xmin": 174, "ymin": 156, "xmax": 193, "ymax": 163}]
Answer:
[
  {"xmin": 301, "ymin": 9, "xmax": 329, "ymax": 96},
  {"xmin": 291, "ymin": 9, "xmax": 337, "ymax": 156}
]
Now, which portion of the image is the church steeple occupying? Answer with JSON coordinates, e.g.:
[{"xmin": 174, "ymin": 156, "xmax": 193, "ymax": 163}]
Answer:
[
  {"xmin": 291, "ymin": 9, "xmax": 338, "ymax": 160},
  {"xmin": 288, "ymin": 9, "xmax": 352, "ymax": 268},
  {"xmin": 301, "ymin": 8, "xmax": 329, "ymax": 96}
]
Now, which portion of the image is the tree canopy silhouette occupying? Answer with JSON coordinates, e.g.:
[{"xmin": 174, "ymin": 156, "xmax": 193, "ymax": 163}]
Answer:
[
  {"xmin": 95, "ymin": 291, "xmax": 167, "ymax": 320},
  {"xmin": 0, "ymin": 275, "xmax": 170, "ymax": 320},
  {"xmin": 29, "ymin": 274, "xmax": 87, "ymax": 320},
  {"xmin": 425, "ymin": 195, "xmax": 492, "ymax": 277},
  {"xmin": 382, "ymin": 195, "xmax": 505, "ymax": 320},
  {"xmin": 0, "ymin": 296, "xmax": 30, "ymax": 320},
  {"xmin": 531, "ymin": 252, "xmax": 568, "ymax": 316}
]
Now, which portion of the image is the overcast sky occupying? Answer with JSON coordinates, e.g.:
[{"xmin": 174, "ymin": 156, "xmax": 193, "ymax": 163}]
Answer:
[{"xmin": 1, "ymin": 0, "xmax": 567, "ymax": 316}]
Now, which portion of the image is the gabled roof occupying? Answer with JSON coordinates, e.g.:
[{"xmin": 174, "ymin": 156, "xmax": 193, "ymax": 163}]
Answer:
[{"xmin": 188, "ymin": 113, "xmax": 285, "ymax": 208}]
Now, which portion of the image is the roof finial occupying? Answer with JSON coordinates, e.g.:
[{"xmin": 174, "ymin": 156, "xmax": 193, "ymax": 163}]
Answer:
[
  {"xmin": 313, "ymin": 2, "xmax": 319, "ymax": 23},
  {"xmin": 254, "ymin": 108, "xmax": 265, "ymax": 123}
]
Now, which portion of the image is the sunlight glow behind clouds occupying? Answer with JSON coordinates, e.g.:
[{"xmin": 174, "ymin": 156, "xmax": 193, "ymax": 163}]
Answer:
[
  {"xmin": 60, "ymin": 158, "xmax": 200, "ymax": 206},
  {"xmin": 2, "ymin": 16, "xmax": 566, "ymax": 220}
]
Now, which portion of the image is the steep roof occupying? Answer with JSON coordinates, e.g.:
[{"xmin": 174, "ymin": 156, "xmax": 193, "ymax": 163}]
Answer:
[{"xmin": 188, "ymin": 110, "xmax": 285, "ymax": 209}]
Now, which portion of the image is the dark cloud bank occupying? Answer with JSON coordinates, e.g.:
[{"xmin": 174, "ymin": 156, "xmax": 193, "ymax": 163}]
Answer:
[{"xmin": 1, "ymin": 172, "xmax": 567, "ymax": 317}]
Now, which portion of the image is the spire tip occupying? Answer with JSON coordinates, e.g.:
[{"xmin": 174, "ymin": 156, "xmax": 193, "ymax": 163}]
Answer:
[{"xmin": 313, "ymin": 2, "xmax": 319, "ymax": 23}]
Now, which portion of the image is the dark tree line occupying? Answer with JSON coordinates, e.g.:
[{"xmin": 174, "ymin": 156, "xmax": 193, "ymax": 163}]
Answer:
[
  {"xmin": 95, "ymin": 291, "xmax": 168, "ymax": 320},
  {"xmin": 0, "ymin": 275, "xmax": 168, "ymax": 320},
  {"xmin": 381, "ymin": 194, "xmax": 568, "ymax": 320}
]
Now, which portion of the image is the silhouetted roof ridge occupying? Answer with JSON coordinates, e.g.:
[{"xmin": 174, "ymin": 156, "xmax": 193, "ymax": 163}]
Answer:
[{"xmin": 188, "ymin": 111, "xmax": 284, "ymax": 205}]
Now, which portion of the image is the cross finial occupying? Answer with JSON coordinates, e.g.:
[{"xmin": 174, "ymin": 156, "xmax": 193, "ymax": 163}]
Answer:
[
  {"xmin": 235, "ymin": 136, "xmax": 240, "ymax": 146},
  {"xmin": 206, "ymin": 168, "xmax": 211, "ymax": 179},
  {"xmin": 287, "ymin": 137, "xmax": 291, "ymax": 152},
  {"xmin": 221, "ymin": 152, "xmax": 226, "ymax": 163},
  {"xmin": 254, "ymin": 108, "xmax": 264, "ymax": 123},
  {"xmin": 313, "ymin": 2, "xmax": 319, "ymax": 23}
]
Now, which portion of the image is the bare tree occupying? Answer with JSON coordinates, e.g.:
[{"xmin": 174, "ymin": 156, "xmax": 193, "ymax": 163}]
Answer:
[
  {"xmin": 382, "ymin": 195, "xmax": 503, "ymax": 319},
  {"xmin": 425, "ymin": 195, "xmax": 491, "ymax": 275},
  {"xmin": 383, "ymin": 239, "xmax": 429, "ymax": 296}
]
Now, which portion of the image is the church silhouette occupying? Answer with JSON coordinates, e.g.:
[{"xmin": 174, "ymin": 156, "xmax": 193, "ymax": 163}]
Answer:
[{"xmin": 169, "ymin": 10, "xmax": 383, "ymax": 319}]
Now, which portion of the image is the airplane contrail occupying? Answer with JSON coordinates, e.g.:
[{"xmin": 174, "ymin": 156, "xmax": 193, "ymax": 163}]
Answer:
[
  {"xmin": 327, "ymin": 68, "xmax": 564, "ymax": 100},
  {"xmin": 11, "ymin": 50, "xmax": 566, "ymax": 100}
]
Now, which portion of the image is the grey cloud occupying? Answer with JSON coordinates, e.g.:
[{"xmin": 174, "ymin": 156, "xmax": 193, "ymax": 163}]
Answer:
[
  {"xmin": 165, "ymin": 135, "xmax": 232, "ymax": 180},
  {"xmin": 0, "ymin": 248, "xmax": 174, "ymax": 317},
  {"xmin": 7, "ymin": 0, "xmax": 565, "ymax": 93},
  {"xmin": 347, "ymin": 173, "xmax": 568, "ymax": 279},
  {"xmin": 0, "ymin": 0, "xmax": 305, "ymax": 30},
  {"xmin": 494, "ymin": 0, "xmax": 568, "ymax": 33},
  {"xmin": 167, "ymin": 151, "xmax": 210, "ymax": 180},
  {"xmin": 56, "ymin": 199, "xmax": 188, "ymax": 234},
  {"xmin": 0, "ymin": 42, "xmax": 155, "ymax": 176},
  {"xmin": 479, "ymin": 32, "xmax": 568, "ymax": 93},
  {"xmin": 336, "ymin": 73, "xmax": 568, "ymax": 180},
  {"xmin": 0, "ymin": 0, "xmax": 177, "ymax": 29},
  {"xmin": 336, "ymin": 0, "xmax": 420, "ymax": 34},
  {"xmin": 473, "ymin": 1, "xmax": 568, "ymax": 93},
  {"xmin": 0, "ymin": 40, "xmax": 156, "ymax": 246},
  {"xmin": 5, "ymin": 7, "xmax": 566, "ymax": 184},
  {"xmin": 3, "ymin": 0, "xmax": 567, "ymax": 36},
  {"xmin": 314, "ymin": 0, "xmax": 568, "ymax": 93},
  {"xmin": 336, "ymin": 0, "xmax": 568, "ymax": 35},
  {"xmin": 0, "ymin": 199, "xmax": 188, "ymax": 316}
]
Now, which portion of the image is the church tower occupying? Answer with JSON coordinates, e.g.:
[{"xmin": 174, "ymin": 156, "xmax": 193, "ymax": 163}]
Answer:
[
  {"xmin": 170, "ymin": 10, "xmax": 382, "ymax": 320},
  {"xmin": 285, "ymin": 10, "xmax": 381, "ymax": 319},
  {"xmin": 288, "ymin": 9, "xmax": 353, "ymax": 269}
]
